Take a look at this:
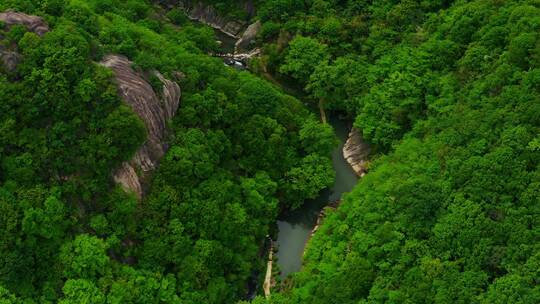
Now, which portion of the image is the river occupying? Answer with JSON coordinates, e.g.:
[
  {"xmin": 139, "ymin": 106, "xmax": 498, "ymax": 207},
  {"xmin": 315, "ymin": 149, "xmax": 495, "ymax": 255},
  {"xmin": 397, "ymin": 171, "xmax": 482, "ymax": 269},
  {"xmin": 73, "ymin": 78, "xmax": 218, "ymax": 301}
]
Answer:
[
  {"xmin": 213, "ymin": 28, "xmax": 236, "ymax": 54},
  {"xmin": 275, "ymin": 116, "xmax": 358, "ymax": 278},
  {"xmin": 199, "ymin": 18, "xmax": 359, "ymax": 290},
  {"xmin": 210, "ymin": 27, "xmax": 359, "ymax": 282}
]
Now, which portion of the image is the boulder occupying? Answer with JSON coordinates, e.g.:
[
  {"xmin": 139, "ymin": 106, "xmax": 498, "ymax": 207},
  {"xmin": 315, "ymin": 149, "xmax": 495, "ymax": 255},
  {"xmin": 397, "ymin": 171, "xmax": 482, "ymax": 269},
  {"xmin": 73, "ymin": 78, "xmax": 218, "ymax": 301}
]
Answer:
[
  {"xmin": 343, "ymin": 128, "xmax": 370, "ymax": 177},
  {"xmin": 0, "ymin": 10, "xmax": 49, "ymax": 36},
  {"xmin": 0, "ymin": 49, "xmax": 21, "ymax": 71},
  {"xmin": 100, "ymin": 54, "xmax": 181, "ymax": 198},
  {"xmin": 235, "ymin": 20, "xmax": 261, "ymax": 52}
]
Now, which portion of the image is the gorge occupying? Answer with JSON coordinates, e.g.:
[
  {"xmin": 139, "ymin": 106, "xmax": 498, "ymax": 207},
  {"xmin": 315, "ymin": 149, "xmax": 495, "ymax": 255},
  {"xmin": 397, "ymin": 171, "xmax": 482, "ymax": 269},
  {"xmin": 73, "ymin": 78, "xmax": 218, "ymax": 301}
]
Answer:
[
  {"xmin": 2, "ymin": 1, "xmax": 537, "ymax": 303},
  {"xmin": 188, "ymin": 6, "xmax": 370, "ymax": 293}
]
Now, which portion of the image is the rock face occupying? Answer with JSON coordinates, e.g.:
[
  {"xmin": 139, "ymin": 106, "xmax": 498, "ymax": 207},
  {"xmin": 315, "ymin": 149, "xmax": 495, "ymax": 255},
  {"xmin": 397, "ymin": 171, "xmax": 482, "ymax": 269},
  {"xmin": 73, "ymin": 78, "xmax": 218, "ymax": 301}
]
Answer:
[
  {"xmin": 235, "ymin": 20, "xmax": 260, "ymax": 52},
  {"xmin": 343, "ymin": 128, "xmax": 371, "ymax": 177},
  {"xmin": 0, "ymin": 11, "xmax": 50, "ymax": 71},
  {"xmin": 0, "ymin": 50, "xmax": 21, "ymax": 71},
  {"xmin": 0, "ymin": 10, "xmax": 49, "ymax": 36},
  {"xmin": 100, "ymin": 54, "xmax": 181, "ymax": 198},
  {"xmin": 180, "ymin": 1, "xmax": 245, "ymax": 37}
]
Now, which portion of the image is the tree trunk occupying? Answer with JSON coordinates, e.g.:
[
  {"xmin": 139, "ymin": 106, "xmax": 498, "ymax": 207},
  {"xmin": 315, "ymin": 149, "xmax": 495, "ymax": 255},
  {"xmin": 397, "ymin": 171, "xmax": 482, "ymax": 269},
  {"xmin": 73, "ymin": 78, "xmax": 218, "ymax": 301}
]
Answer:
[{"xmin": 319, "ymin": 98, "xmax": 327, "ymax": 124}]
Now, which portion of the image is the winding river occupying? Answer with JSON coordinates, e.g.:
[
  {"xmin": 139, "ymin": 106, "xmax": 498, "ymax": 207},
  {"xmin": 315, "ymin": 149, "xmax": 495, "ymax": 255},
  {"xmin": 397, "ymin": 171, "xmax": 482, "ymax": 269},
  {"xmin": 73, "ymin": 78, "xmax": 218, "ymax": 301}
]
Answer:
[
  {"xmin": 276, "ymin": 116, "xmax": 358, "ymax": 278},
  {"xmin": 202, "ymin": 19, "xmax": 360, "ymax": 289}
]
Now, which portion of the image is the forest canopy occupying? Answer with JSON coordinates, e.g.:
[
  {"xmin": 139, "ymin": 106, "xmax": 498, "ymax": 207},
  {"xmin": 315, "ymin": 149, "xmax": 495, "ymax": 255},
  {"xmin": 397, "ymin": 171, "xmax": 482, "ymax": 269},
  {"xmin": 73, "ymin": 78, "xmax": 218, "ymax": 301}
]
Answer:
[
  {"xmin": 241, "ymin": 0, "xmax": 540, "ymax": 303},
  {"xmin": 0, "ymin": 0, "xmax": 334, "ymax": 302},
  {"xmin": 1, "ymin": 0, "xmax": 540, "ymax": 303}
]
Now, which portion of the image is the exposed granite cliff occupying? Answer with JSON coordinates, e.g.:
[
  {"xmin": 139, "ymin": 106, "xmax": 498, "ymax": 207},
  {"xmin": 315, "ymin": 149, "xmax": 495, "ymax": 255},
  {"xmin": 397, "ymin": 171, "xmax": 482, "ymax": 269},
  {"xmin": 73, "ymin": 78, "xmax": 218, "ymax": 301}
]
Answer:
[
  {"xmin": 0, "ymin": 10, "xmax": 49, "ymax": 36},
  {"xmin": 100, "ymin": 55, "xmax": 181, "ymax": 198},
  {"xmin": 0, "ymin": 11, "xmax": 50, "ymax": 71},
  {"xmin": 343, "ymin": 128, "xmax": 371, "ymax": 177},
  {"xmin": 179, "ymin": 1, "xmax": 246, "ymax": 38}
]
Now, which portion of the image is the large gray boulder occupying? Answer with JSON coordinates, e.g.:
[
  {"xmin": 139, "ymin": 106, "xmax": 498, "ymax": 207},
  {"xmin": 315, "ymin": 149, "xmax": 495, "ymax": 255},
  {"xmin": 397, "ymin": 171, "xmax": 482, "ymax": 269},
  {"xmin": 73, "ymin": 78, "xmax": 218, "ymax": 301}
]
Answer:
[
  {"xmin": 0, "ymin": 10, "xmax": 49, "ymax": 36},
  {"xmin": 235, "ymin": 20, "xmax": 261, "ymax": 52},
  {"xmin": 100, "ymin": 55, "xmax": 181, "ymax": 198}
]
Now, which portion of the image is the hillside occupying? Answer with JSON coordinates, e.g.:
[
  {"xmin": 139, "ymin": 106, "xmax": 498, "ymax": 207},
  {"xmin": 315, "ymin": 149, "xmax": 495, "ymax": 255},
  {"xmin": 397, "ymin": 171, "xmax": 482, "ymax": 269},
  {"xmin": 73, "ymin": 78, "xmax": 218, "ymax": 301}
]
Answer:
[
  {"xmin": 1, "ymin": 0, "xmax": 540, "ymax": 303},
  {"xmin": 0, "ymin": 1, "xmax": 334, "ymax": 302}
]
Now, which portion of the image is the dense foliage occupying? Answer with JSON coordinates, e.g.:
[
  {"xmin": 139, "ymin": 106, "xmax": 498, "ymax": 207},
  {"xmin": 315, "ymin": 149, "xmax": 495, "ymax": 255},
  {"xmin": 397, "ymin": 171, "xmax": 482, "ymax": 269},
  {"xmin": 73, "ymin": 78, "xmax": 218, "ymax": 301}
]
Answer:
[
  {"xmin": 239, "ymin": 0, "xmax": 540, "ymax": 302},
  {"xmin": 2, "ymin": 0, "xmax": 540, "ymax": 303},
  {"xmin": 0, "ymin": 0, "xmax": 334, "ymax": 303}
]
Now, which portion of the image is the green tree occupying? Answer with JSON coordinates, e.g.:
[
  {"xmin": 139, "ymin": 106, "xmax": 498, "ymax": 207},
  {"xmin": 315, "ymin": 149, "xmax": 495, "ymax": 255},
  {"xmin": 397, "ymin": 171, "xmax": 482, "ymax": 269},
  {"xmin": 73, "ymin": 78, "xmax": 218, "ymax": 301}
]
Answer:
[
  {"xmin": 60, "ymin": 235, "xmax": 110, "ymax": 279},
  {"xmin": 59, "ymin": 279, "xmax": 105, "ymax": 304},
  {"xmin": 280, "ymin": 36, "xmax": 330, "ymax": 84},
  {"xmin": 22, "ymin": 195, "xmax": 67, "ymax": 240},
  {"xmin": 299, "ymin": 118, "xmax": 337, "ymax": 155},
  {"xmin": 0, "ymin": 285, "xmax": 21, "ymax": 304},
  {"xmin": 284, "ymin": 153, "xmax": 335, "ymax": 209}
]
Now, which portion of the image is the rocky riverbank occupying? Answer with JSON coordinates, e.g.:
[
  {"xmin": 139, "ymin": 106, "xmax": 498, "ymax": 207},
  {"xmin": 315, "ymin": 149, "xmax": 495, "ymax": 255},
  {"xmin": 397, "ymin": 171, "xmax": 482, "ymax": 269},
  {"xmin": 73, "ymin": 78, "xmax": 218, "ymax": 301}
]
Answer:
[
  {"xmin": 170, "ymin": 1, "xmax": 262, "ymax": 67},
  {"xmin": 343, "ymin": 128, "xmax": 371, "ymax": 177},
  {"xmin": 180, "ymin": 1, "xmax": 245, "ymax": 38}
]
